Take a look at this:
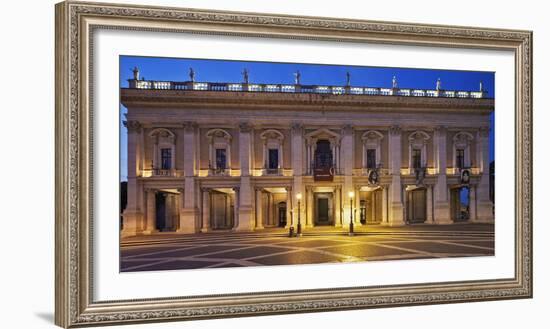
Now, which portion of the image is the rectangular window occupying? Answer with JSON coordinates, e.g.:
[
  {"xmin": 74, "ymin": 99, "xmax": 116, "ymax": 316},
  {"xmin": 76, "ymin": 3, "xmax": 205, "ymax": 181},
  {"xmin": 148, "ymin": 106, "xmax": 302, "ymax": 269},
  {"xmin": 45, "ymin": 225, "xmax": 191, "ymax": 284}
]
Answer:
[
  {"xmin": 268, "ymin": 149, "xmax": 279, "ymax": 169},
  {"xmin": 215, "ymin": 148, "xmax": 227, "ymax": 169},
  {"xmin": 456, "ymin": 149, "xmax": 465, "ymax": 168},
  {"xmin": 366, "ymin": 149, "xmax": 376, "ymax": 169},
  {"xmin": 412, "ymin": 149, "xmax": 422, "ymax": 169},
  {"xmin": 160, "ymin": 148, "xmax": 172, "ymax": 169}
]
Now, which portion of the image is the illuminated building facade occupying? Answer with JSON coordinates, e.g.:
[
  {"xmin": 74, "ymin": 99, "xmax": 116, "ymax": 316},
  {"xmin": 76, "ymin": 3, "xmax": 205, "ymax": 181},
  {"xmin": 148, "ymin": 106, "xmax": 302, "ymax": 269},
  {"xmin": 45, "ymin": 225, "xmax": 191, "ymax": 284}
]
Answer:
[{"xmin": 121, "ymin": 69, "xmax": 494, "ymax": 236}]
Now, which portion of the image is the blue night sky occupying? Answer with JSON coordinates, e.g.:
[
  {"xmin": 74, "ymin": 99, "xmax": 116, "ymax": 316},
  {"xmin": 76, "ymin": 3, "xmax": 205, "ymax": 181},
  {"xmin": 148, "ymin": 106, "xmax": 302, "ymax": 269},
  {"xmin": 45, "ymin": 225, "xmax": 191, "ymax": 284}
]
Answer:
[{"xmin": 119, "ymin": 56, "xmax": 495, "ymax": 181}]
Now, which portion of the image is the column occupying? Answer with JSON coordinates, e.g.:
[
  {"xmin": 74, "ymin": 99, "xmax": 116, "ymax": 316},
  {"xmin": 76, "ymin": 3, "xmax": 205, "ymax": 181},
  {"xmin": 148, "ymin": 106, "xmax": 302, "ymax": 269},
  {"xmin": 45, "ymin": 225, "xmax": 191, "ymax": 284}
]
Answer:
[
  {"xmin": 334, "ymin": 186, "xmax": 341, "ymax": 227},
  {"xmin": 476, "ymin": 127, "xmax": 493, "ymax": 222},
  {"xmin": 262, "ymin": 139, "xmax": 267, "ymax": 169},
  {"xmin": 355, "ymin": 186, "xmax": 362, "ymax": 226},
  {"xmin": 122, "ymin": 120, "xmax": 144, "ymax": 237},
  {"xmin": 199, "ymin": 189, "xmax": 210, "ymax": 232},
  {"xmin": 387, "ymin": 126, "xmax": 405, "ymax": 226},
  {"xmin": 267, "ymin": 193, "xmax": 273, "ymax": 226},
  {"xmin": 469, "ymin": 185, "xmax": 477, "ymax": 221},
  {"xmin": 306, "ymin": 186, "xmax": 314, "ymax": 227},
  {"xmin": 426, "ymin": 185, "xmax": 434, "ymax": 224},
  {"xmin": 342, "ymin": 125, "xmax": 354, "ymax": 225},
  {"xmin": 255, "ymin": 188, "xmax": 264, "ymax": 229},
  {"xmin": 177, "ymin": 188, "xmax": 194, "ymax": 233},
  {"xmin": 233, "ymin": 187, "xmax": 240, "ymax": 230},
  {"xmin": 144, "ymin": 189, "xmax": 157, "ymax": 234},
  {"xmin": 434, "ymin": 126, "xmax": 452, "ymax": 224},
  {"xmin": 381, "ymin": 185, "xmax": 388, "ymax": 224},
  {"xmin": 305, "ymin": 141, "xmax": 311, "ymax": 174},
  {"xmin": 181, "ymin": 122, "xmax": 199, "ymax": 229},
  {"xmin": 286, "ymin": 187, "xmax": 293, "ymax": 228},
  {"xmin": 291, "ymin": 123, "xmax": 304, "ymax": 176},
  {"xmin": 236, "ymin": 123, "xmax": 254, "ymax": 231}
]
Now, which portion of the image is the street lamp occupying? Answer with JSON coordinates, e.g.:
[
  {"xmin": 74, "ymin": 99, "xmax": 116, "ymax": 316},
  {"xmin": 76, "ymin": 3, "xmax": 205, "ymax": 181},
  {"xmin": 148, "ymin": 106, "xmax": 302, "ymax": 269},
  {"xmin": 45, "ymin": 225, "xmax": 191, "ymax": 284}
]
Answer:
[
  {"xmin": 296, "ymin": 193, "xmax": 302, "ymax": 237},
  {"xmin": 348, "ymin": 191, "xmax": 355, "ymax": 236}
]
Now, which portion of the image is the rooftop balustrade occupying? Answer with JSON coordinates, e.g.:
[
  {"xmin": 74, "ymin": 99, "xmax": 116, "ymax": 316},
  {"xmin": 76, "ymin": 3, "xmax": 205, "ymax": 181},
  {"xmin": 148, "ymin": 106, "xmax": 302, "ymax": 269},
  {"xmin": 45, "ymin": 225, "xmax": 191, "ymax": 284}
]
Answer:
[{"xmin": 127, "ymin": 79, "xmax": 488, "ymax": 99}]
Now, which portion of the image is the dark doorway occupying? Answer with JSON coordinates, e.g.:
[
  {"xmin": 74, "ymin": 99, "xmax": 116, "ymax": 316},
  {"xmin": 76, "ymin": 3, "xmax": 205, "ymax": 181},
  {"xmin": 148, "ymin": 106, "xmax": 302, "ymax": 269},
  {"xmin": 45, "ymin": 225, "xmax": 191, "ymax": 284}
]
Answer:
[
  {"xmin": 155, "ymin": 193, "xmax": 167, "ymax": 230},
  {"xmin": 451, "ymin": 187, "xmax": 470, "ymax": 222},
  {"xmin": 406, "ymin": 188, "xmax": 427, "ymax": 223},
  {"xmin": 317, "ymin": 198, "xmax": 329, "ymax": 224},
  {"xmin": 278, "ymin": 202, "xmax": 287, "ymax": 227}
]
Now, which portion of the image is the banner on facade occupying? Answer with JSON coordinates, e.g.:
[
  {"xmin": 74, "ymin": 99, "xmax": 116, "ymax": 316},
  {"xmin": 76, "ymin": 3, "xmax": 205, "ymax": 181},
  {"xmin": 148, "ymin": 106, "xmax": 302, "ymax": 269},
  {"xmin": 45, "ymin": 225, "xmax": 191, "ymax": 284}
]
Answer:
[{"xmin": 314, "ymin": 166, "xmax": 334, "ymax": 181}]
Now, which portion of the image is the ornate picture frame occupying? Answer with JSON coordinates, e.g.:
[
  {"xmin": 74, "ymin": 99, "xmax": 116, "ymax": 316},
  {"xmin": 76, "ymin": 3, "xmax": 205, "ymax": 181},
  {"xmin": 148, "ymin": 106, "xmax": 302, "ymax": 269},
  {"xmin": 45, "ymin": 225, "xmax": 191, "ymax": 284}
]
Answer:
[{"xmin": 55, "ymin": 1, "xmax": 532, "ymax": 327}]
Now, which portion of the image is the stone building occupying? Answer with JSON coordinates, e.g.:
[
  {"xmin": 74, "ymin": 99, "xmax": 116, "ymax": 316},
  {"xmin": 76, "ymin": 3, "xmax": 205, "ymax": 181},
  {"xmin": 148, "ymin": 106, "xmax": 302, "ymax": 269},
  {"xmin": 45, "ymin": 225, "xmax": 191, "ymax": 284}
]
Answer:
[{"xmin": 120, "ymin": 69, "xmax": 494, "ymax": 237}]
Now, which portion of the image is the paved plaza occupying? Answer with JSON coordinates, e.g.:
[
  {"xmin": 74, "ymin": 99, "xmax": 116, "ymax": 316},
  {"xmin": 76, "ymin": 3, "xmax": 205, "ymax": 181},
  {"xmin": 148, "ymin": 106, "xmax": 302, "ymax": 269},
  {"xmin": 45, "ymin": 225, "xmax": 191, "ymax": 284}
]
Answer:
[{"xmin": 120, "ymin": 224, "xmax": 494, "ymax": 272}]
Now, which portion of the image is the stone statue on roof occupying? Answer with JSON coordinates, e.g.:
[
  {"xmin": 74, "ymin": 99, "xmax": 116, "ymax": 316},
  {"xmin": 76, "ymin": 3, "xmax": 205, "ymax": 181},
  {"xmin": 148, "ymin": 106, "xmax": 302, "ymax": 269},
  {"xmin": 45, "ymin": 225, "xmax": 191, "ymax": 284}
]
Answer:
[
  {"xmin": 189, "ymin": 67, "xmax": 195, "ymax": 82},
  {"xmin": 294, "ymin": 70, "xmax": 301, "ymax": 85},
  {"xmin": 392, "ymin": 76, "xmax": 398, "ymax": 89},
  {"xmin": 242, "ymin": 68, "xmax": 249, "ymax": 84},
  {"xmin": 346, "ymin": 71, "xmax": 351, "ymax": 86},
  {"xmin": 132, "ymin": 66, "xmax": 139, "ymax": 80},
  {"xmin": 436, "ymin": 78, "xmax": 442, "ymax": 91}
]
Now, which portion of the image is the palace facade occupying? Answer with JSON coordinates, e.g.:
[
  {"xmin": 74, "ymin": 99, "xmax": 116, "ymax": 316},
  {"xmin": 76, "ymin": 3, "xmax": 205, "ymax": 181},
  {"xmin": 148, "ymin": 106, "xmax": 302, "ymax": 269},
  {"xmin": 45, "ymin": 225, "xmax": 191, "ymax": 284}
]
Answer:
[{"xmin": 121, "ymin": 70, "xmax": 494, "ymax": 237}]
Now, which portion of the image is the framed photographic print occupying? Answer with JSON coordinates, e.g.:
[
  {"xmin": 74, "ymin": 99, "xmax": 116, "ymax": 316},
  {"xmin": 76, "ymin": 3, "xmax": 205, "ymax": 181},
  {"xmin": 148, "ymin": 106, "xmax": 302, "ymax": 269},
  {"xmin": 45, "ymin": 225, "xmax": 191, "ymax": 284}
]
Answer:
[{"xmin": 55, "ymin": 1, "xmax": 532, "ymax": 327}]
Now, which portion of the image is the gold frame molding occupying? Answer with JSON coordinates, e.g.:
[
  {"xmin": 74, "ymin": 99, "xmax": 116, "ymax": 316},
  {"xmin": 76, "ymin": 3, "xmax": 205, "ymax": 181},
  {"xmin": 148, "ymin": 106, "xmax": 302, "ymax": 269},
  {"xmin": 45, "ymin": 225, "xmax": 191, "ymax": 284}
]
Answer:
[{"xmin": 55, "ymin": 1, "xmax": 533, "ymax": 327}]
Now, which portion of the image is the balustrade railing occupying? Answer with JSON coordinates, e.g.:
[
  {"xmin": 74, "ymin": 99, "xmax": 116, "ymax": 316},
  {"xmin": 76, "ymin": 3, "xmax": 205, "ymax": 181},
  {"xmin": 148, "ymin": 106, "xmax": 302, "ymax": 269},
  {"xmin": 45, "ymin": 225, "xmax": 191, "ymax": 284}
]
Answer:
[
  {"xmin": 128, "ymin": 79, "xmax": 488, "ymax": 99},
  {"xmin": 208, "ymin": 168, "xmax": 231, "ymax": 176}
]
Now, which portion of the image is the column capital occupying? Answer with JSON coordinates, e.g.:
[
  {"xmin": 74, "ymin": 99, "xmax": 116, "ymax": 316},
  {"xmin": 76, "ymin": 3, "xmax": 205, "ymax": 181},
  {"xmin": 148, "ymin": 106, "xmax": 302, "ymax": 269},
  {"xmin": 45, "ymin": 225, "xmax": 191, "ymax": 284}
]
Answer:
[
  {"xmin": 124, "ymin": 120, "xmax": 142, "ymax": 133},
  {"xmin": 177, "ymin": 188, "xmax": 184, "ymax": 193},
  {"xmin": 201, "ymin": 187, "xmax": 210, "ymax": 193},
  {"xmin": 434, "ymin": 125, "xmax": 448, "ymax": 134},
  {"xmin": 238, "ymin": 121, "xmax": 253, "ymax": 132},
  {"xmin": 183, "ymin": 121, "xmax": 197, "ymax": 132},
  {"xmin": 389, "ymin": 125, "xmax": 401, "ymax": 136},
  {"xmin": 478, "ymin": 126, "xmax": 490, "ymax": 138},
  {"xmin": 145, "ymin": 188, "xmax": 157, "ymax": 193},
  {"xmin": 343, "ymin": 124, "xmax": 354, "ymax": 135},
  {"xmin": 291, "ymin": 122, "xmax": 303, "ymax": 133},
  {"xmin": 233, "ymin": 187, "xmax": 240, "ymax": 192}
]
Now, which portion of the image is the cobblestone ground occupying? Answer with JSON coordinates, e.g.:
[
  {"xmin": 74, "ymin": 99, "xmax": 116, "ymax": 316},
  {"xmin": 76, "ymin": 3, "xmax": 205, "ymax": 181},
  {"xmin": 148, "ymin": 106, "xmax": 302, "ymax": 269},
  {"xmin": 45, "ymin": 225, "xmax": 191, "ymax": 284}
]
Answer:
[{"xmin": 120, "ymin": 224, "xmax": 494, "ymax": 272}]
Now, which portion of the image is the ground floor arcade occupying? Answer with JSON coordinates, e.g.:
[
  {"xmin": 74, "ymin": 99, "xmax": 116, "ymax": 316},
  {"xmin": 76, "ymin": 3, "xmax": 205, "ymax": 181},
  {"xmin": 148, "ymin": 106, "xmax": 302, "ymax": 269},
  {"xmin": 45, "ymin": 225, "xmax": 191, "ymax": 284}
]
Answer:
[{"xmin": 121, "ymin": 173, "xmax": 494, "ymax": 236}]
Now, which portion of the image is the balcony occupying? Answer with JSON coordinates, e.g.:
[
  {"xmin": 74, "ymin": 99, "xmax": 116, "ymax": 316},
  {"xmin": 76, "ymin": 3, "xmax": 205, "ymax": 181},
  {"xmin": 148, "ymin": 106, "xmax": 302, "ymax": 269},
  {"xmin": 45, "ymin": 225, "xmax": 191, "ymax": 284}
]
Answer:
[
  {"xmin": 354, "ymin": 168, "xmax": 390, "ymax": 176},
  {"xmin": 208, "ymin": 168, "xmax": 231, "ymax": 176},
  {"xmin": 141, "ymin": 169, "xmax": 182, "ymax": 178},
  {"xmin": 262, "ymin": 168, "xmax": 284, "ymax": 176},
  {"xmin": 446, "ymin": 167, "xmax": 482, "ymax": 175}
]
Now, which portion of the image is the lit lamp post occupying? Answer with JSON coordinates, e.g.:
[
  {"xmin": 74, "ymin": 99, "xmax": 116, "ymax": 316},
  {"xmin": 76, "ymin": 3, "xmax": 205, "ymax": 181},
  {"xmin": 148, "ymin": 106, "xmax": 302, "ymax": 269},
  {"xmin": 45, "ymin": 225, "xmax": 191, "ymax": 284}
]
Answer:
[
  {"xmin": 296, "ymin": 193, "xmax": 302, "ymax": 237},
  {"xmin": 348, "ymin": 191, "xmax": 355, "ymax": 236}
]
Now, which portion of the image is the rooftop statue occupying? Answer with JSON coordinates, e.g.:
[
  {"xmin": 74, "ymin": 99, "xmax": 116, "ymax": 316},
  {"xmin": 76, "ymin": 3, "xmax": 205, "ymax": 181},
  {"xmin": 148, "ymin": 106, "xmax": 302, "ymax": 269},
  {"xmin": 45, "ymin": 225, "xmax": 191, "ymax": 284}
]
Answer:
[
  {"xmin": 242, "ymin": 68, "xmax": 249, "ymax": 84},
  {"xmin": 294, "ymin": 70, "xmax": 301, "ymax": 85}
]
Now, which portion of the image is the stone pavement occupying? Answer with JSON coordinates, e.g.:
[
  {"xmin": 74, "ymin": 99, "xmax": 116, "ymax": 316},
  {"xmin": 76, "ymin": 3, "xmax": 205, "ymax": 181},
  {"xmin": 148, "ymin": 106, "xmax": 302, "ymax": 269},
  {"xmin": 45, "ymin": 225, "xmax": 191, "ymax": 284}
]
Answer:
[{"xmin": 120, "ymin": 224, "xmax": 494, "ymax": 272}]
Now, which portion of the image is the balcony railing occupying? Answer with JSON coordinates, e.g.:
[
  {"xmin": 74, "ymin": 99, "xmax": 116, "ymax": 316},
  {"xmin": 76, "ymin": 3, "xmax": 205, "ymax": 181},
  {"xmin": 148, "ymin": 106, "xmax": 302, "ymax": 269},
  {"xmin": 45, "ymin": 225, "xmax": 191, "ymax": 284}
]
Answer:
[
  {"xmin": 128, "ymin": 79, "xmax": 488, "ymax": 99},
  {"xmin": 208, "ymin": 168, "xmax": 231, "ymax": 176},
  {"xmin": 141, "ymin": 169, "xmax": 182, "ymax": 177},
  {"xmin": 354, "ymin": 168, "xmax": 390, "ymax": 176},
  {"xmin": 262, "ymin": 168, "xmax": 284, "ymax": 176},
  {"xmin": 306, "ymin": 166, "xmax": 343, "ymax": 176}
]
